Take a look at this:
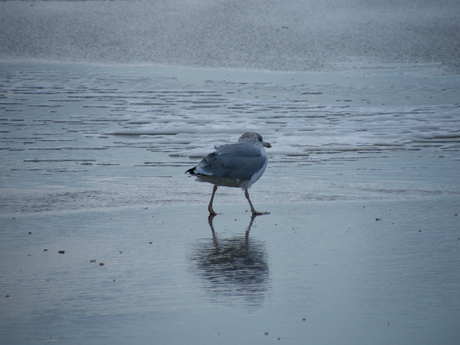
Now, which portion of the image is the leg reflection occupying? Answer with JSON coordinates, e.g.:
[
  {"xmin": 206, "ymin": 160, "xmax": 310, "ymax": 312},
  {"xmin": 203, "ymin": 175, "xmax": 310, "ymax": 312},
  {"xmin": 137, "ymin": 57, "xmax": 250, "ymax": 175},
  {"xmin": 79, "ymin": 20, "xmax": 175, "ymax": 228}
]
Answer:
[
  {"xmin": 208, "ymin": 212, "xmax": 259, "ymax": 237},
  {"xmin": 192, "ymin": 213, "xmax": 269, "ymax": 310}
]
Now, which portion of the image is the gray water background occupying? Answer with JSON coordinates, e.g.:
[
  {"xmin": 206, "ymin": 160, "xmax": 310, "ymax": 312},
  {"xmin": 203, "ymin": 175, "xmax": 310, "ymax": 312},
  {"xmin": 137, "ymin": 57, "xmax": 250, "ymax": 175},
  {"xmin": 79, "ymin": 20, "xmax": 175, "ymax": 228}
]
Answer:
[{"xmin": 1, "ymin": 1, "xmax": 460, "ymax": 344}]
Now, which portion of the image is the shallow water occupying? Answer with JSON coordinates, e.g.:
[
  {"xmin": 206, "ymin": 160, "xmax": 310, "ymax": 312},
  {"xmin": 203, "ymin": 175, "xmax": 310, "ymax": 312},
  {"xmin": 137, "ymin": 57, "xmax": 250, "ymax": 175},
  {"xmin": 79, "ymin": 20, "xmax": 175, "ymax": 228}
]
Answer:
[
  {"xmin": 1, "ymin": 60, "xmax": 460, "ymax": 344},
  {"xmin": 1, "ymin": 61, "xmax": 459, "ymax": 211}
]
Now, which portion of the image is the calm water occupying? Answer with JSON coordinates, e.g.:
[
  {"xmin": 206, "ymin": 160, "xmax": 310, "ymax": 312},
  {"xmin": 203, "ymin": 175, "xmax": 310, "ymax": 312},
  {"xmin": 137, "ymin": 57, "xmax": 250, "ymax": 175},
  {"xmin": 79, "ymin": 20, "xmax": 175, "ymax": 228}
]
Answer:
[{"xmin": 1, "ymin": 60, "xmax": 460, "ymax": 344}]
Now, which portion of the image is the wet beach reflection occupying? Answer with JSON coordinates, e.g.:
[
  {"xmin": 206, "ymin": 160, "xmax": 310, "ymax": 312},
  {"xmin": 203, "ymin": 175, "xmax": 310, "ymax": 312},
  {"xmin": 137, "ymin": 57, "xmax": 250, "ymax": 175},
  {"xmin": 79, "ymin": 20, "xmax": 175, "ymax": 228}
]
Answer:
[{"xmin": 189, "ymin": 215, "xmax": 270, "ymax": 311}]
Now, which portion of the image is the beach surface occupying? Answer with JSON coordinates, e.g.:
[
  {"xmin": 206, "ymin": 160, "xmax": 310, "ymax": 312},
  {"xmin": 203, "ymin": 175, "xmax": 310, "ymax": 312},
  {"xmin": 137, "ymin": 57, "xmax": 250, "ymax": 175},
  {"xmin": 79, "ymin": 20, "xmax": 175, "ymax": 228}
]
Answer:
[{"xmin": 1, "ymin": 1, "xmax": 460, "ymax": 344}]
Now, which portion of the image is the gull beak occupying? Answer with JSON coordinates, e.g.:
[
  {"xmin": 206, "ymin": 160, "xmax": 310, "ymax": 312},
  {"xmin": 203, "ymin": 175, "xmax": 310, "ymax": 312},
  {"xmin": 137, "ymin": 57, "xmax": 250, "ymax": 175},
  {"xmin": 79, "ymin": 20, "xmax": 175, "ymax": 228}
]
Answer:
[{"xmin": 263, "ymin": 142, "xmax": 272, "ymax": 148}]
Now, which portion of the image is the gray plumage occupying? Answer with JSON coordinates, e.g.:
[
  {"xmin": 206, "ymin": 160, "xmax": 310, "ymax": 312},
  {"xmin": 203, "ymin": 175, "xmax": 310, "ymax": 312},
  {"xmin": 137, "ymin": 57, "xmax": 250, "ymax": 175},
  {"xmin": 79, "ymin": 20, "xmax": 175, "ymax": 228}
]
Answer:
[{"xmin": 186, "ymin": 132, "xmax": 271, "ymax": 215}]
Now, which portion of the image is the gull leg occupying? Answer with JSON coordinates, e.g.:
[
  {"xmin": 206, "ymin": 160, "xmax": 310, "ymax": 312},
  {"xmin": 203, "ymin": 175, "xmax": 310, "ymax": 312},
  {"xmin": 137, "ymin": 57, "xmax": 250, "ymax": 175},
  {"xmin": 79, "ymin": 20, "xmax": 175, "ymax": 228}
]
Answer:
[
  {"xmin": 208, "ymin": 185, "xmax": 218, "ymax": 215},
  {"xmin": 244, "ymin": 189, "xmax": 270, "ymax": 216}
]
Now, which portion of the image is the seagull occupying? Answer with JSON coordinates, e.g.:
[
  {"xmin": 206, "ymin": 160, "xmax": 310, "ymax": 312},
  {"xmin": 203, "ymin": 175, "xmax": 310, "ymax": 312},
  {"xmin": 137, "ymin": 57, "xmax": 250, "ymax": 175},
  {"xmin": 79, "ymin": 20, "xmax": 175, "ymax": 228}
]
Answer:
[{"xmin": 186, "ymin": 132, "xmax": 271, "ymax": 216}]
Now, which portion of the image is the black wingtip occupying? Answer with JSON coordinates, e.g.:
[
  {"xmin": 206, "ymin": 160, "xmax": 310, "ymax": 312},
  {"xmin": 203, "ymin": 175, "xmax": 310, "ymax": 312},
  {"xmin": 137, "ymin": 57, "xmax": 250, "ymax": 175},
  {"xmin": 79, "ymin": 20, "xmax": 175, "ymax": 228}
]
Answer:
[{"xmin": 185, "ymin": 167, "xmax": 196, "ymax": 175}]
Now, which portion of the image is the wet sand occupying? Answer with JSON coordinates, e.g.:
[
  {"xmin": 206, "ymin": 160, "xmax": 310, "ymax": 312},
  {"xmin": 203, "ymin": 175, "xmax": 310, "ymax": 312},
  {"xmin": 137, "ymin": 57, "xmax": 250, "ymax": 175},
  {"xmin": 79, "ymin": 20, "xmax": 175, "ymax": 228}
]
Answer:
[
  {"xmin": 2, "ymin": 200, "xmax": 459, "ymax": 345},
  {"xmin": 1, "ymin": 1, "xmax": 460, "ymax": 344}
]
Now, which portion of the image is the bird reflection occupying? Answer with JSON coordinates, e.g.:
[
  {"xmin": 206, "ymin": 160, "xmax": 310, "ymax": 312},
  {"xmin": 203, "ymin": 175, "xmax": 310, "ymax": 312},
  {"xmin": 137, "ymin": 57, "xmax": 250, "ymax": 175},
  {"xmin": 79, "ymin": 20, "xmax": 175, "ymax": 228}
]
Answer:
[{"xmin": 189, "ymin": 215, "xmax": 270, "ymax": 311}]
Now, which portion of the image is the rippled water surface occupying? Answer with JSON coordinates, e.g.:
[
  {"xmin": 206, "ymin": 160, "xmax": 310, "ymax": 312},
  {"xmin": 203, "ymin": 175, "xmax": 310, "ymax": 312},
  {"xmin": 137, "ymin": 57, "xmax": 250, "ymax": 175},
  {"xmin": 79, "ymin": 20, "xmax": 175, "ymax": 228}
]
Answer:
[
  {"xmin": 1, "ymin": 61, "xmax": 460, "ymax": 344},
  {"xmin": 1, "ymin": 61, "xmax": 459, "ymax": 211}
]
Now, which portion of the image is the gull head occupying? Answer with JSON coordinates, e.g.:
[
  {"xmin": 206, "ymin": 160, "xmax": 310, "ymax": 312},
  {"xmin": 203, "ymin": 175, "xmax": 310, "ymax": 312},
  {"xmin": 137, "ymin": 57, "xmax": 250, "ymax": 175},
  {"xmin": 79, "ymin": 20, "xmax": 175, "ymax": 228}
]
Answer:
[{"xmin": 238, "ymin": 132, "xmax": 271, "ymax": 149}]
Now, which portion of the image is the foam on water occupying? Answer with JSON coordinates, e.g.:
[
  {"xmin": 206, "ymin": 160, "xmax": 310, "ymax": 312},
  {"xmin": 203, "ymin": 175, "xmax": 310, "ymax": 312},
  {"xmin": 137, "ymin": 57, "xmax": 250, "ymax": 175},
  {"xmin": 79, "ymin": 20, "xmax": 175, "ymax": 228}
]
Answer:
[
  {"xmin": 107, "ymin": 101, "xmax": 460, "ymax": 157},
  {"xmin": 1, "ymin": 63, "xmax": 460, "ymax": 155}
]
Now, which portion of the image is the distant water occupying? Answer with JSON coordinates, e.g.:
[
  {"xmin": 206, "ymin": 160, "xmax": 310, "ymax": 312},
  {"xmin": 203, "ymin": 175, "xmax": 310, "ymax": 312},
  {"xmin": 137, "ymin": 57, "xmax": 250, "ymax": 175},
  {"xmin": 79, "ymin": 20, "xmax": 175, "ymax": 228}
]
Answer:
[{"xmin": 1, "ymin": 1, "xmax": 460, "ymax": 73}]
